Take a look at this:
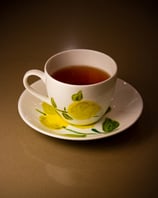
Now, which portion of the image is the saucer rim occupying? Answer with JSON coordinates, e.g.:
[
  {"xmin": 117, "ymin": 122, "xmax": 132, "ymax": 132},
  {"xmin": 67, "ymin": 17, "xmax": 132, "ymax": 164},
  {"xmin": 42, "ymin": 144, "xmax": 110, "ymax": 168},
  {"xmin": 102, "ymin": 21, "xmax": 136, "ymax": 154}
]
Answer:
[{"xmin": 18, "ymin": 78, "xmax": 143, "ymax": 141}]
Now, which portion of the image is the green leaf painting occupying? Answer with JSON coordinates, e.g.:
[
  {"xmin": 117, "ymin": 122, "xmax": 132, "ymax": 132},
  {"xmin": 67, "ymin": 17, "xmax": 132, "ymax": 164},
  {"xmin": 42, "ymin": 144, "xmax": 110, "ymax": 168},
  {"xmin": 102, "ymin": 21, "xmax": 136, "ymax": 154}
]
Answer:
[
  {"xmin": 51, "ymin": 98, "xmax": 57, "ymax": 108},
  {"xmin": 102, "ymin": 118, "xmax": 120, "ymax": 132},
  {"xmin": 72, "ymin": 90, "xmax": 83, "ymax": 101}
]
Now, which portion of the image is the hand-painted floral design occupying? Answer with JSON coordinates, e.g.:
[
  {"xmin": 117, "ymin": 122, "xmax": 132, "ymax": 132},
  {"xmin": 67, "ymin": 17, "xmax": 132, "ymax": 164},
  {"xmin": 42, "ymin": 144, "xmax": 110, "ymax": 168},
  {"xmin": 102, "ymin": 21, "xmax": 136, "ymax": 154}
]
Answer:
[
  {"xmin": 37, "ymin": 102, "xmax": 68, "ymax": 129},
  {"xmin": 46, "ymin": 90, "xmax": 101, "ymax": 121},
  {"xmin": 36, "ymin": 99, "xmax": 120, "ymax": 138},
  {"xmin": 67, "ymin": 100, "xmax": 100, "ymax": 120},
  {"xmin": 69, "ymin": 91, "xmax": 101, "ymax": 120}
]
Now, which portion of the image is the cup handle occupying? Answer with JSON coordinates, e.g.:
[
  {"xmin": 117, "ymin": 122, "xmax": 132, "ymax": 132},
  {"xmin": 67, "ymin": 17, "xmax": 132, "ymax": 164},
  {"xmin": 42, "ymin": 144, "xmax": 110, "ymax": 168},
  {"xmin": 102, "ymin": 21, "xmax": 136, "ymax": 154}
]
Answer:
[{"xmin": 23, "ymin": 69, "xmax": 49, "ymax": 103}]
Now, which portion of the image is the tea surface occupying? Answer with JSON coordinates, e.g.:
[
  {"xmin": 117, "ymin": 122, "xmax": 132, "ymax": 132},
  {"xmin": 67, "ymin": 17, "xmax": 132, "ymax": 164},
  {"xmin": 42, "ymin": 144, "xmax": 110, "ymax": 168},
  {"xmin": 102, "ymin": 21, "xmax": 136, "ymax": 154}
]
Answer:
[{"xmin": 51, "ymin": 65, "xmax": 110, "ymax": 85}]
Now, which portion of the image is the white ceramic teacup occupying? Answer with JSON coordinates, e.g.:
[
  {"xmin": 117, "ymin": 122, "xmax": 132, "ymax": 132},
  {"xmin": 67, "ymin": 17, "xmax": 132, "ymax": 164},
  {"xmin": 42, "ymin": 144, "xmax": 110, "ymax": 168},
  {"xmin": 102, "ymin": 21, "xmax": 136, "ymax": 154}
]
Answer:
[{"xmin": 23, "ymin": 49, "xmax": 117, "ymax": 125}]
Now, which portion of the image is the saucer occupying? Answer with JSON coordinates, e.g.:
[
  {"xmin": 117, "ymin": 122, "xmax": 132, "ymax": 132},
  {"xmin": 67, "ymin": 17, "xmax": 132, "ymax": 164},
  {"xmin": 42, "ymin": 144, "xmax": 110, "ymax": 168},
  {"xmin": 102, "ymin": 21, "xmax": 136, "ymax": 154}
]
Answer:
[{"xmin": 18, "ymin": 79, "xmax": 143, "ymax": 141}]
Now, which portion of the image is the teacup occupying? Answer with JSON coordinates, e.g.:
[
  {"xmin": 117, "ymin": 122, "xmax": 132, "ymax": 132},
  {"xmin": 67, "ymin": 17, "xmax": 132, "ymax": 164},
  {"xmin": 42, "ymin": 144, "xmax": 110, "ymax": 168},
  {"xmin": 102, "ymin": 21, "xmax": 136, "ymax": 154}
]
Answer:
[{"xmin": 23, "ymin": 49, "xmax": 117, "ymax": 125}]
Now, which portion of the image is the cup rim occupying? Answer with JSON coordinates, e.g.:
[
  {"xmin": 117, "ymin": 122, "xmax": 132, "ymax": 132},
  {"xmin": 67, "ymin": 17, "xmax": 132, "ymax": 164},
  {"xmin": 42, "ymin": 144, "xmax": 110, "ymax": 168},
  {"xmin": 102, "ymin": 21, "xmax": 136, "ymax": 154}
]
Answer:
[{"xmin": 44, "ymin": 49, "xmax": 118, "ymax": 87}]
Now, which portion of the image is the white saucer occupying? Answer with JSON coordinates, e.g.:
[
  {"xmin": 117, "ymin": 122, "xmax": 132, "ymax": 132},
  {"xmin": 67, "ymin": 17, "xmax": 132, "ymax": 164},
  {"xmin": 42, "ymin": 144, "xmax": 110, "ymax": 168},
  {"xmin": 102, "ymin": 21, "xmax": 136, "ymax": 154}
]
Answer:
[{"xmin": 18, "ymin": 79, "xmax": 143, "ymax": 141}]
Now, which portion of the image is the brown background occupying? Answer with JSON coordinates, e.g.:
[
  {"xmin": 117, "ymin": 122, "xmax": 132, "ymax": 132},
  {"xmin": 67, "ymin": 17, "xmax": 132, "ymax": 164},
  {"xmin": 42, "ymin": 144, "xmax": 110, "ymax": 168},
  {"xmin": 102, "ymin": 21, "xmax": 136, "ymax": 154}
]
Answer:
[{"xmin": 1, "ymin": 1, "xmax": 158, "ymax": 197}]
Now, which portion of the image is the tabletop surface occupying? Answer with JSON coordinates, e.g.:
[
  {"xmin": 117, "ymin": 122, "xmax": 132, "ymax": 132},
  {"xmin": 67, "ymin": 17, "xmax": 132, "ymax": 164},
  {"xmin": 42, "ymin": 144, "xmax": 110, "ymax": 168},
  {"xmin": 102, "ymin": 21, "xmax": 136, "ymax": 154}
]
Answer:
[{"xmin": 1, "ymin": 1, "xmax": 158, "ymax": 198}]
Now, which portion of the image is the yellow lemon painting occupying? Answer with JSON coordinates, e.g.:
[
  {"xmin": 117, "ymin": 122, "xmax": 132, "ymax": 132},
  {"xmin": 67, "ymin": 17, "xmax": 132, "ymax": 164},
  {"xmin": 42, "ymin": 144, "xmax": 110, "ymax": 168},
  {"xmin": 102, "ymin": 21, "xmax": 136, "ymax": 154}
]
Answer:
[
  {"xmin": 38, "ymin": 102, "xmax": 68, "ymax": 129},
  {"xmin": 40, "ymin": 114, "xmax": 68, "ymax": 129},
  {"xmin": 68, "ymin": 100, "xmax": 100, "ymax": 120}
]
